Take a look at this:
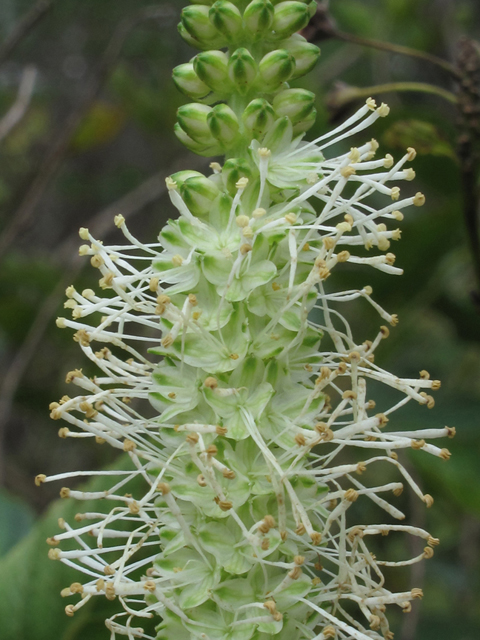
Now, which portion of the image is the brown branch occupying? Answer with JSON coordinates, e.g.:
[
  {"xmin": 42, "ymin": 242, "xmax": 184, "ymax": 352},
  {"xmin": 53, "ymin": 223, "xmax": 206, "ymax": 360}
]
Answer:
[
  {"xmin": 455, "ymin": 38, "xmax": 480, "ymax": 307},
  {"xmin": 334, "ymin": 30, "xmax": 460, "ymax": 79},
  {"xmin": 0, "ymin": 0, "xmax": 54, "ymax": 67},
  {"xmin": 0, "ymin": 5, "xmax": 174, "ymax": 263},
  {"xmin": 303, "ymin": 3, "xmax": 460, "ymax": 79}
]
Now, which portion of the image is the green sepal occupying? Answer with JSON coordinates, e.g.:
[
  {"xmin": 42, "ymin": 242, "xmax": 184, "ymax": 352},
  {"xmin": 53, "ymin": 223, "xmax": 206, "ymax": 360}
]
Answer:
[
  {"xmin": 209, "ymin": 0, "xmax": 243, "ymax": 43},
  {"xmin": 280, "ymin": 34, "xmax": 320, "ymax": 79},
  {"xmin": 243, "ymin": 0, "xmax": 275, "ymax": 37},
  {"xmin": 222, "ymin": 158, "xmax": 253, "ymax": 195},
  {"xmin": 261, "ymin": 115, "xmax": 293, "ymax": 154},
  {"xmin": 273, "ymin": 88, "xmax": 315, "ymax": 124},
  {"xmin": 228, "ymin": 48, "xmax": 258, "ymax": 95},
  {"xmin": 174, "ymin": 122, "xmax": 223, "ymax": 156},
  {"xmin": 292, "ymin": 108, "xmax": 317, "ymax": 134},
  {"xmin": 207, "ymin": 103, "xmax": 240, "ymax": 147},
  {"xmin": 177, "ymin": 102, "xmax": 214, "ymax": 144},
  {"xmin": 194, "ymin": 50, "xmax": 232, "ymax": 93},
  {"xmin": 242, "ymin": 98, "xmax": 275, "ymax": 139},
  {"xmin": 270, "ymin": 0, "xmax": 310, "ymax": 40},
  {"xmin": 258, "ymin": 49, "xmax": 295, "ymax": 91},
  {"xmin": 172, "ymin": 62, "xmax": 211, "ymax": 100},
  {"xmin": 181, "ymin": 5, "xmax": 224, "ymax": 45},
  {"xmin": 169, "ymin": 170, "xmax": 205, "ymax": 191},
  {"xmin": 180, "ymin": 175, "xmax": 222, "ymax": 216}
]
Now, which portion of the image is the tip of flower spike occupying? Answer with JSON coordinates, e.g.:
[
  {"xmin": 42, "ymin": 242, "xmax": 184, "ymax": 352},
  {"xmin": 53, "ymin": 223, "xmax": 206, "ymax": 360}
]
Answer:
[
  {"xmin": 65, "ymin": 285, "xmax": 75, "ymax": 298},
  {"xmin": 78, "ymin": 227, "xmax": 89, "ymax": 240},
  {"xmin": 56, "ymin": 317, "xmax": 66, "ymax": 328},
  {"xmin": 366, "ymin": 97, "xmax": 377, "ymax": 110},
  {"xmin": 114, "ymin": 214, "xmax": 125, "ymax": 228},
  {"xmin": 252, "ymin": 207, "xmax": 266, "ymax": 218}
]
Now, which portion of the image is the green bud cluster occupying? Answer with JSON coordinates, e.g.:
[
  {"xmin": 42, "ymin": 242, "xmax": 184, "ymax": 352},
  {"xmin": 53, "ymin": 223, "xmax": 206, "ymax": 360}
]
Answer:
[{"xmin": 172, "ymin": 0, "xmax": 320, "ymax": 156}]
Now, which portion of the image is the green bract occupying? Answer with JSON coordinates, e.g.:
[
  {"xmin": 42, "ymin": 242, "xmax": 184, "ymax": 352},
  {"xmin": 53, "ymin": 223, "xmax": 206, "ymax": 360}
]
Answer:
[{"xmin": 46, "ymin": 3, "xmax": 449, "ymax": 640}]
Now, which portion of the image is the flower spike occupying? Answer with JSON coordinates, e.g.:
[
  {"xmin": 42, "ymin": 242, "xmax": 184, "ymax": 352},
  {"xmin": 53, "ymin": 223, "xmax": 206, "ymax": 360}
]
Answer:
[{"xmin": 43, "ymin": 4, "xmax": 450, "ymax": 640}]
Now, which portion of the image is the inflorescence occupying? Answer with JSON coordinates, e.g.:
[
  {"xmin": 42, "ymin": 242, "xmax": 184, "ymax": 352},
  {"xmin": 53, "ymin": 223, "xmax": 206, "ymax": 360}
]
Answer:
[{"xmin": 38, "ymin": 2, "xmax": 454, "ymax": 639}]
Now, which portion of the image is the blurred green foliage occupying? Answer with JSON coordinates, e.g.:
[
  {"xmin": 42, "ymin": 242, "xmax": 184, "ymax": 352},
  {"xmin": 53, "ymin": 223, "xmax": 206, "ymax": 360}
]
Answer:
[{"xmin": 0, "ymin": 0, "xmax": 479, "ymax": 639}]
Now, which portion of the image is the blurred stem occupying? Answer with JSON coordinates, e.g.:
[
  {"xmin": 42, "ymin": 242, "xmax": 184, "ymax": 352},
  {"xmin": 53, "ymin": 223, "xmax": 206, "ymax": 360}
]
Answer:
[
  {"xmin": 332, "ymin": 81, "xmax": 458, "ymax": 107},
  {"xmin": 334, "ymin": 29, "xmax": 460, "ymax": 79}
]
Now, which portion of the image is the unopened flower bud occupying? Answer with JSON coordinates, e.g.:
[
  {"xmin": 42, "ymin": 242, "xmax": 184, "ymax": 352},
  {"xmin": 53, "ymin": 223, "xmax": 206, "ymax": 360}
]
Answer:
[
  {"xmin": 228, "ymin": 48, "xmax": 258, "ymax": 95},
  {"xmin": 271, "ymin": 1, "xmax": 311, "ymax": 40},
  {"xmin": 180, "ymin": 5, "xmax": 224, "ymax": 46},
  {"xmin": 169, "ymin": 170, "xmax": 205, "ymax": 191},
  {"xmin": 174, "ymin": 123, "xmax": 221, "ymax": 156},
  {"xmin": 172, "ymin": 63, "xmax": 210, "ymax": 100},
  {"xmin": 180, "ymin": 175, "xmax": 221, "ymax": 216},
  {"xmin": 281, "ymin": 34, "xmax": 320, "ymax": 79},
  {"xmin": 208, "ymin": 1, "xmax": 243, "ymax": 43},
  {"xmin": 243, "ymin": 0, "xmax": 275, "ymax": 37},
  {"xmin": 177, "ymin": 103, "xmax": 215, "ymax": 145},
  {"xmin": 207, "ymin": 104, "xmax": 240, "ymax": 147},
  {"xmin": 273, "ymin": 88, "xmax": 315, "ymax": 124},
  {"xmin": 222, "ymin": 158, "xmax": 252, "ymax": 195},
  {"xmin": 258, "ymin": 49, "xmax": 295, "ymax": 90},
  {"xmin": 292, "ymin": 108, "xmax": 316, "ymax": 133},
  {"xmin": 194, "ymin": 50, "xmax": 231, "ymax": 93},
  {"xmin": 242, "ymin": 98, "xmax": 275, "ymax": 138}
]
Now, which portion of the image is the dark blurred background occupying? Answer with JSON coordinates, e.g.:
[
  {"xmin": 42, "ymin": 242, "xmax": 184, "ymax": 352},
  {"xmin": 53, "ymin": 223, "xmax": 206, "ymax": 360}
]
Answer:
[{"xmin": 0, "ymin": 0, "xmax": 479, "ymax": 638}]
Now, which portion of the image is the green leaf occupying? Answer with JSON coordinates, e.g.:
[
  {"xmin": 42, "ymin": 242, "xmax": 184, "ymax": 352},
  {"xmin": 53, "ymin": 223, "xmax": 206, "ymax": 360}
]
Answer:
[
  {"xmin": 0, "ymin": 467, "xmax": 135, "ymax": 640},
  {"xmin": 0, "ymin": 489, "xmax": 35, "ymax": 557}
]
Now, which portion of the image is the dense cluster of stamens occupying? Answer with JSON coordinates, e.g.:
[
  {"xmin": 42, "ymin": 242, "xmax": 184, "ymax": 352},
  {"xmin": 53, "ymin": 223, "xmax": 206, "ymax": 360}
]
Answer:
[{"xmin": 37, "ymin": 97, "xmax": 454, "ymax": 640}]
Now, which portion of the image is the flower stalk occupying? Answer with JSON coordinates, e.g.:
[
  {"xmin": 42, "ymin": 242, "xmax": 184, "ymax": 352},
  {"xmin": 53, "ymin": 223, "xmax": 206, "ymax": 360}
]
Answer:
[{"xmin": 38, "ymin": 2, "xmax": 454, "ymax": 639}]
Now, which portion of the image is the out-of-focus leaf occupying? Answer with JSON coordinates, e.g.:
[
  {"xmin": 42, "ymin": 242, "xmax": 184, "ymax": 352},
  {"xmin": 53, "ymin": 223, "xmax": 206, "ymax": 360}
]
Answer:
[
  {"xmin": 70, "ymin": 101, "xmax": 126, "ymax": 152},
  {"xmin": 0, "ymin": 489, "xmax": 35, "ymax": 557},
  {"xmin": 3, "ymin": 107, "xmax": 50, "ymax": 155},
  {"xmin": 382, "ymin": 120, "xmax": 456, "ymax": 159},
  {"xmin": 0, "ymin": 465, "xmax": 144, "ymax": 640}
]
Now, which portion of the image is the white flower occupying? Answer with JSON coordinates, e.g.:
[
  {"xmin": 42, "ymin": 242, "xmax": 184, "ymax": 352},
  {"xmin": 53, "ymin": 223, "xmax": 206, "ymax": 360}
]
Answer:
[{"xmin": 40, "ymin": 100, "xmax": 451, "ymax": 640}]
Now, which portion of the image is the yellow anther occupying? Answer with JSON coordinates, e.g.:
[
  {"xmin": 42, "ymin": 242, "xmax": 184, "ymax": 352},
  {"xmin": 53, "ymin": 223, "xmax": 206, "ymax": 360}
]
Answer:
[
  {"xmin": 414, "ymin": 192, "xmax": 426, "ymax": 206},
  {"xmin": 383, "ymin": 154, "xmax": 394, "ymax": 168},
  {"xmin": 377, "ymin": 103, "xmax": 390, "ymax": 117},
  {"xmin": 236, "ymin": 215, "xmax": 250, "ymax": 228}
]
